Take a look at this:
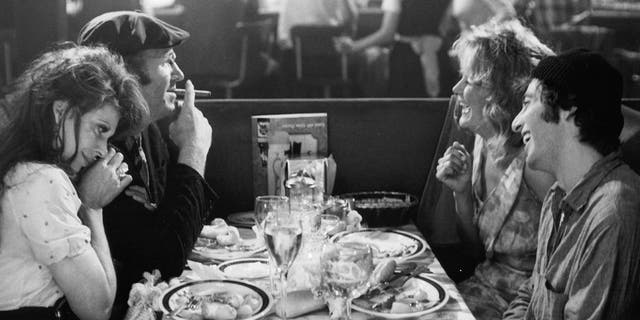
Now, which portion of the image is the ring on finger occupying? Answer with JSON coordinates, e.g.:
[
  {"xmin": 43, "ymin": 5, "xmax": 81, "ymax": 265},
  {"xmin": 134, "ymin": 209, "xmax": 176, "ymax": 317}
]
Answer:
[{"xmin": 116, "ymin": 164, "xmax": 129, "ymax": 178}]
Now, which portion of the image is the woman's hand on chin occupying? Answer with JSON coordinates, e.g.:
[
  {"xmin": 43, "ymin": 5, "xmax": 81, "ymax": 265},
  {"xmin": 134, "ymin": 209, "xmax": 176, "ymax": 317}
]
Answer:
[{"xmin": 77, "ymin": 147, "xmax": 132, "ymax": 209}]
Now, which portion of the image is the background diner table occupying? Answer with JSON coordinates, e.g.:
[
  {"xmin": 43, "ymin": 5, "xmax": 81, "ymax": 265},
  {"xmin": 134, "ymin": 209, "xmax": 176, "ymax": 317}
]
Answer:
[{"xmin": 180, "ymin": 219, "xmax": 476, "ymax": 320}]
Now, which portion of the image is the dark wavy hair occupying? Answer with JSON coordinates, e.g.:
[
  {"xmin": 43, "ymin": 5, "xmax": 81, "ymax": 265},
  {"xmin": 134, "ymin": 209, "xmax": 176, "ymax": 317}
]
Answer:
[
  {"xmin": 0, "ymin": 44, "xmax": 149, "ymax": 189},
  {"xmin": 452, "ymin": 19, "xmax": 554, "ymax": 155}
]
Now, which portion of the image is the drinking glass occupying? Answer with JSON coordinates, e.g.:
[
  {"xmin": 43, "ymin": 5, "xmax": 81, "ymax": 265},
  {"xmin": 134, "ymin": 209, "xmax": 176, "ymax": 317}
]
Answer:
[
  {"xmin": 318, "ymin": 214, "xmax": 340, "ymax": 239},
  {"xmin": 320, "ymin": 242, "xmax": 374, "ymax": 320},
  {"xmin": 254, "ymin": 195, "xmax": 289, "ymax": 231},
  {"xmin": 263, "ymin": 213, "xmax": 303, "ymax": 320}
]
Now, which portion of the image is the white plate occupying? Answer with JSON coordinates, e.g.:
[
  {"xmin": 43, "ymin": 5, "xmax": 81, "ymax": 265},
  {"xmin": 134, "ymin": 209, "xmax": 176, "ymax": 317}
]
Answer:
[
  {"xmin": 330, "ymin": 229, "xmax": 427, "ymax": 261},
  {"xmin": 192, "ymin": 238, "xmax": 267, "ymax": 262},
  {"xmin": 218, "ymin": 258, "xmax": 271, "ymax": 280},
  {"xmin": 161, "ymin": 279, "xmax": 272, "ymax": 320},
  {"xmin": 352, "ymin": 275, "xmax": 449, "ymax": 319}
]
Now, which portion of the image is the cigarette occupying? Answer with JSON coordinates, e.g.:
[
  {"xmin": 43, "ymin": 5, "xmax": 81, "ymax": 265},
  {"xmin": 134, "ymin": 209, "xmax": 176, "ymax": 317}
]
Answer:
[{"xmin": 169, "ymin": 88, "xmax": 212, "ymax": 97}]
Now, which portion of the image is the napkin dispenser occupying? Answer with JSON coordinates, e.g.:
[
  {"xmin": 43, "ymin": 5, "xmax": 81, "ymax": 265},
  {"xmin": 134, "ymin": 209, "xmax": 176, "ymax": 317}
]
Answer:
[{"xmin": 278, "ymin": 156, "xmax": 336, "ymax": 199}]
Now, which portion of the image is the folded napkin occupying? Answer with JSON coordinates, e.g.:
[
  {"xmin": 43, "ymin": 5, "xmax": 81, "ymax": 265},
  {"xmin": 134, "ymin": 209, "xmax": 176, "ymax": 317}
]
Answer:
[
  {"xmin": 125, "ymin": 270, "xmax": 180, "ymax": 320},
  {"xmin": 187, "ymin": 260, "xmax": 226, "ymax": 280},
  {"xmin": 327, "ymin": 210, "xmax": 363, "ymax": 236}
]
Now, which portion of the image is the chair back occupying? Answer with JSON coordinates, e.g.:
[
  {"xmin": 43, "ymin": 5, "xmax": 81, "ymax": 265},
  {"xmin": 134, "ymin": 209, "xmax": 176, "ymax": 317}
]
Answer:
[
  {"xmin": 235, "ymin": 18, "xmax": 276, "ymax": 84},
  {"xmin": 290, "ymin": 25, "xmax": 349, "ymax": 82}
]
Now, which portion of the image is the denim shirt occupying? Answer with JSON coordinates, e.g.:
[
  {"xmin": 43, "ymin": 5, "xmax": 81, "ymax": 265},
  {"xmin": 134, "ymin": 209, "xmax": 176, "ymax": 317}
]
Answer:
[{"xmin": 504, "ymin": 151, "xmax": 640, "ymax": 320}]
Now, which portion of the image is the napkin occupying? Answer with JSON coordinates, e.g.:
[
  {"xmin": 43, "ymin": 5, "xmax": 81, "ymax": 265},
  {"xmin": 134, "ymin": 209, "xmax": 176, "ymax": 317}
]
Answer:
[
  {"xmin": 327, "ymin": 210, "xmax": 362, "ymax": 235},
  {"xmin": 187, "ymin": 260, "xmax": 226, "ymax": 280}
]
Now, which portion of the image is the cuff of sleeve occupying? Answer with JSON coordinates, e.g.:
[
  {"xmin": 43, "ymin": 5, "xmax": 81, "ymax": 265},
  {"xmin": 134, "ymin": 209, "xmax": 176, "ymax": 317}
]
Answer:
[{"xmin": 37, "ymin": 231, "xmax": 92, "ymax": 265}]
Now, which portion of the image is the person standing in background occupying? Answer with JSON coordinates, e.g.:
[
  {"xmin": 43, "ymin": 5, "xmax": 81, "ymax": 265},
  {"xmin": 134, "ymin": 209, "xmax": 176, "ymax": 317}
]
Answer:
[
  {"xmin": 335, "ymin": 0, "xmax": 451, "ymax": 97},
  {"xmin": 277, "ymin": 0, "xmax": 358, "ymax": 49}
]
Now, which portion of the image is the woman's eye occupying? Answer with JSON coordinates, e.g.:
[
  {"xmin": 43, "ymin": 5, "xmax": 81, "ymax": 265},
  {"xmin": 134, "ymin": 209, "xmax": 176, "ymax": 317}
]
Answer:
[{"xmin": 97, "ymin": 125, "xmax": 109, "ymax": 134}]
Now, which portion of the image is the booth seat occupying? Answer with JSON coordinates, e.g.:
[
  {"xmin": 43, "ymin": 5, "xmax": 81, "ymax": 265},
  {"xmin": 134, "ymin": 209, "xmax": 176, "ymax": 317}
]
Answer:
[{"xmin": 197, "ymin": 98, "xmax": 450, "ymax": 216}]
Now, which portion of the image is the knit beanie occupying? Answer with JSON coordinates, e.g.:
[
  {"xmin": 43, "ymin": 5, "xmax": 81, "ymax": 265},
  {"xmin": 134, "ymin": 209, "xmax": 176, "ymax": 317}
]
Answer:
[{"xmin": 531, "ymin": 48, "xmax": 622, "ymax": 109}]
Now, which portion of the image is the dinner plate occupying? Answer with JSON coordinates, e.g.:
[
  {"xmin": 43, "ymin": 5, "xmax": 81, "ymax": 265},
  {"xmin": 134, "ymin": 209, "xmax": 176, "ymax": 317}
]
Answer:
[
  {"xmin": 161, "ymin": 279, "xmax": 272, "ymax": 320},
  {"xmin": 192, "ymin": 237, "xmax": 267, "ymax": 262},
  {"xmin": 352, "ymin": 275, "xmax": 449, "ymax": 319},
  {"xmin": 227, "ymin": 211, "xmax": 256, "ymax": 228},
  {"xmin": 330, "ymin": 229, "xmax": 427, "ymax": 261},
  {"xmin": 218, "ymin": 258, "xmax": 271, "ymax": 280}
]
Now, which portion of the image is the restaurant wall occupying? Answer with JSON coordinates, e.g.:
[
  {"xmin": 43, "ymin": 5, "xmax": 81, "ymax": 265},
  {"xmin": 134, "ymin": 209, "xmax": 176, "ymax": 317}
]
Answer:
[{"xmin": 195, "ymin": 98, "xmax": 449, "ymax": 216}]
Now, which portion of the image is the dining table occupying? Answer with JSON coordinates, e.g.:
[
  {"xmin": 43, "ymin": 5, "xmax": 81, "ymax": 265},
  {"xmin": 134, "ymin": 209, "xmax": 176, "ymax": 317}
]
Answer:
[{"xmin": 172, "ymin": 214, "xmax": 476, "ymax": 320}]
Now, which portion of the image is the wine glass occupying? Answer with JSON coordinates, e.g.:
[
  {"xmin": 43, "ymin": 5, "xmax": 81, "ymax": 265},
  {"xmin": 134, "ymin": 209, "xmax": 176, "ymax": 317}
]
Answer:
[
  {"xmin": 320, "ymin": 242, "xmax": 374, "ymax": 320},
  {"xmin": 263, "ymin": 213, "xmax": 303, "ymax": 320},
  {"xmin": 254, "ymin": 195, "xmax": 289, "ymax": 231}
]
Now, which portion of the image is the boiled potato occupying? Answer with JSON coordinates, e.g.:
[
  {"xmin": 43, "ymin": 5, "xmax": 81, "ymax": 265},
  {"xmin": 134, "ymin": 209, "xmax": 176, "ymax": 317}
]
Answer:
[
  {"xmin": 236, "ymin": 304, "xmax": 253, "ymax": 318},
  {"xmin": 390, "ymin": 302, "xmax": 412, "ymax": 313},
  {"xmin": 201, "ymin": 301, "xmax": 237, "ymax": 320}
]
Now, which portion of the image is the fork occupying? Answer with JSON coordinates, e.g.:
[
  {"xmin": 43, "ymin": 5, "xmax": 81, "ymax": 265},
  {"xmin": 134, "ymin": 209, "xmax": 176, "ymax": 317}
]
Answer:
[{"xmin": 168, "ymin": 295, "xmax": 199, "ymax": 318}]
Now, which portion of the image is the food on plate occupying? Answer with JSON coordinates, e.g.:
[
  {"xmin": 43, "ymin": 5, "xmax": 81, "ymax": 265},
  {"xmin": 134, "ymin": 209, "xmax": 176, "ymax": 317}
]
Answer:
[
  {"xmin": 201, "ymin": 219, "xmax": 231, "ymax": 239},
  {"xmin": 195, "ymin": 219, "xmax": 263, "ymax": 257},
  {"xmin": 201, "ymin": 219, "xmax": 241, "ymax": 246},
  {"xmin": 368, "ymin": 259, "xmax": 396, "ymax": 286},
  {"xmin": 353, "ymin": 197, "xmax": 412, "ymax": 209},
  {"xmin": 353, "ymin": 279, "xmax": 439, "ymax": 314},
  {"xmin": 174, "ymin": 289, "xmax": 263, "ymax": 320}
]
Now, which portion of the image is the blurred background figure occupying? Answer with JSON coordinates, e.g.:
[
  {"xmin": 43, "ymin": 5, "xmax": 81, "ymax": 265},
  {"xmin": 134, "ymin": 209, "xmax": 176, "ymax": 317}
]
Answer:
[
  {"xmin": 335, "ymin": 0, "xmax": 452, "ymax": 97},
  {"xmin": 451, "ymin": 0, "xmax": 516, "ymax": 32},
  {"xmin": 277, "ymin": 0, "xmax": 357, "ymax": 49}
]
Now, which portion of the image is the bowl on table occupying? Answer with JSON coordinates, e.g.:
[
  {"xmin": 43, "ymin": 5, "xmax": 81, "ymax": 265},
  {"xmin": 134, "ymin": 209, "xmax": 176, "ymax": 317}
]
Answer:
[{"xmin": 339, "ymin": 191, "xmax": 418, "ymax": 228}]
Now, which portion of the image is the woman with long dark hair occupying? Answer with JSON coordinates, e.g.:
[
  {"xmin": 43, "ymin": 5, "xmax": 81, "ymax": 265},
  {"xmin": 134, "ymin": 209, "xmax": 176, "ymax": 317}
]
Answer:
[{"xmin": 0, "ymin": 45, "xmax": 149, "ymax": 320}]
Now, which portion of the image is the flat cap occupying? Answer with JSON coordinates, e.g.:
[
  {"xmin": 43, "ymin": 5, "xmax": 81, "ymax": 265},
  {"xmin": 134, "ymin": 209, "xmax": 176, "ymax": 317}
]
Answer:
[{"xmin": 78, "ymin": 11, "xmax": 190, "ymax": 56}]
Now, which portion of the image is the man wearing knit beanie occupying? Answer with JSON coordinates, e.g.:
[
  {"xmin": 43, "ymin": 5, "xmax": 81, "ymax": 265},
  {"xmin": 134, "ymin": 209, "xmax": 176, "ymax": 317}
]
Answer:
[
  {"xmin": 504, "ymin": 48, "xmax": 640, "ymax": 319},
  {"xmin": 79, "ymin": 11, "xmax": 218, "ymax": 319}
]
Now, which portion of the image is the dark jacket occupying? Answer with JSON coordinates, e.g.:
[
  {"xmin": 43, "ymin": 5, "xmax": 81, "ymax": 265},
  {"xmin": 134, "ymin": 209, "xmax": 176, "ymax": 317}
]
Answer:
[{"xmin": 104, "ymin": 122, "xmax": 216, "ymax": 319}]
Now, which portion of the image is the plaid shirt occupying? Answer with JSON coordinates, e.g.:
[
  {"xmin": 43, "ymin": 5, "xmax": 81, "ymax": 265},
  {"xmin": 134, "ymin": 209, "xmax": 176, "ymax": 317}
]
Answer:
[{"xmin": 504, "ymin": 152, "xmax": 640, "ymax": 319}]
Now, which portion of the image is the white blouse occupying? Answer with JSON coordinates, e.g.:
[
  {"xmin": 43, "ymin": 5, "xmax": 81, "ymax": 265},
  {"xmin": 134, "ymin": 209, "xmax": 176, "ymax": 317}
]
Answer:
[{"xmin": 0, "ymin": 162, "xmax": 90, "ymax": 310}]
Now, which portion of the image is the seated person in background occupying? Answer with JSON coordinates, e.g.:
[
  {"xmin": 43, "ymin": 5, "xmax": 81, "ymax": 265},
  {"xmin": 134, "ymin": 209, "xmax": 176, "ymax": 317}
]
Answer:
[
  {"xmin": 451, "ymin": 0, "xmax": 515, "ymax": 32},
  {"xmin": 78, "ymin": 11, "xmax": 217, "ymax": 318},
  {"xmin": 335, "ymin": 0, "xmax": 451, "ymax": 97},
  {"xmin": 0, "ymin": 45, "xmax": 148, "ymax": 320},
  {"xmin": 504, "ymin": 49, "xmax": 640, "ymax": 320},
  {"xmin": 435, "ymin": 19, "xmax": 554, "ymax": 319},
  {"xmin": 277, "ymin": 0, "xmax": 358, "ymax": 49}
]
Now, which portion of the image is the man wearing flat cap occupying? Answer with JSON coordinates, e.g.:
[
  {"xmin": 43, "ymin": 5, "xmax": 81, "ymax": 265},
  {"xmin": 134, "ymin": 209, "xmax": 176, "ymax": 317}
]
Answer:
[
  {"xmin": 78, "ymin": 11, "xmax": 217, "ymax": 318},
  {"xmin": 504, "ymin": 49, "xmax": 640, "ymax": 319}
]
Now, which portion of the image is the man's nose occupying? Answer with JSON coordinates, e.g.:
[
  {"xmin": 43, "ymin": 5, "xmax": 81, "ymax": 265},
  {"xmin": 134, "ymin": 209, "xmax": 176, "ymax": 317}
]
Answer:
[{"xmin": 172, "ymin": 62, "xmax": 185, "ymax": 82}]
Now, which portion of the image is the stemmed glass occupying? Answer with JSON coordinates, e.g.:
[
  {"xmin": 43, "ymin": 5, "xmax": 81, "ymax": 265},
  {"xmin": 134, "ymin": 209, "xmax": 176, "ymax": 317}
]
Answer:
[
  {"xmin": 254, "ymin": 195, "xmax": 290, "ymax": 231},
  {"xmin": 263, "ymin": 212, "xmax": 303, "ymax": 320},
  {"xmin": 319, "ymin": 242, "xmax": 374, "ymax": 320}
]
